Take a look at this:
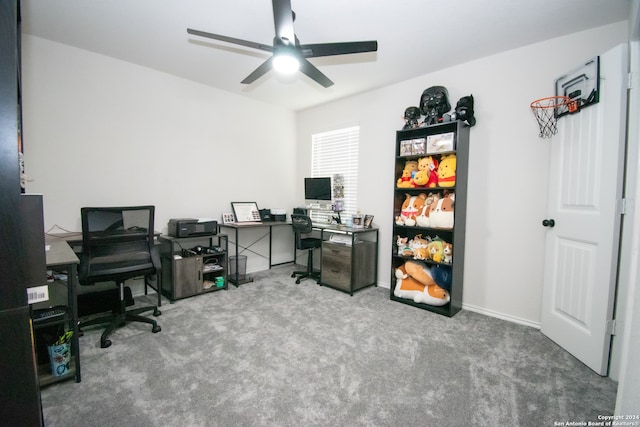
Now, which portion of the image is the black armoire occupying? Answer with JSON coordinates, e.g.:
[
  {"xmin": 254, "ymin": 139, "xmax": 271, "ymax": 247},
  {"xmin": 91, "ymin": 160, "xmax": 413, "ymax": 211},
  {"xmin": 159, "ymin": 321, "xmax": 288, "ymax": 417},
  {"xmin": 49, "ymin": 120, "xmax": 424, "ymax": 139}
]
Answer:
[{"xmin": 0, "ymin": 1, "xmax": 45, "ymax": 425}]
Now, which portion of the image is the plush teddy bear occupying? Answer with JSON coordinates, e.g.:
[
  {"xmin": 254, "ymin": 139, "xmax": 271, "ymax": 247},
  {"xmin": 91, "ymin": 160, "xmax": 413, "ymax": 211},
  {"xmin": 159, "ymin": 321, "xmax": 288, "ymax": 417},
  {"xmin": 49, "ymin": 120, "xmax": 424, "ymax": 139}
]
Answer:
[
  {"xmin": 413, "ymin": 156, "xmax": 439, "ymax": 188},
  {"xmin": 394, "ymin": 260, "xmax": 450, "ymax": 306},
  {"xmin": 411, "ymin": 170, "xmax": 429, "ymax": 187},
  {"xmin": 397, "ymin": 160, "xmax": 418, "ymax": 188},
  {"xmin": 395, "ymin": 193, "xmax": 427, "ymax": 226},
  {"xmin": 437, "ymin": 154, "xmax": 456, "ymax": 187},
  {"xmin": 397, "ymin": 168, "xmax": 413, "ymax": 188}
]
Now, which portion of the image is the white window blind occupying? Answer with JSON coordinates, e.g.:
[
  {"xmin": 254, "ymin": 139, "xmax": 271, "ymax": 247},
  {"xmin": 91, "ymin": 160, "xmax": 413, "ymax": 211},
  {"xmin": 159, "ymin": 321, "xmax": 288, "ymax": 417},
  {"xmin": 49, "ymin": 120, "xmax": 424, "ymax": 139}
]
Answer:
[{"xmin": 311, "ymin": 126, "xmax": 359, "ymax": 224}]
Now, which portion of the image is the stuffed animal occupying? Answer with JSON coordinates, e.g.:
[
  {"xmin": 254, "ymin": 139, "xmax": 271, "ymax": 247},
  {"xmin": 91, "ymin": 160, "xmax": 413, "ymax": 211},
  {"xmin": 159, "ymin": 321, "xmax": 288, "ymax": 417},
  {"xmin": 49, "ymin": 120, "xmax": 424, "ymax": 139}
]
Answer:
[
  {"xmin": 453, "ymin": 95, "xmax": 476, "ymax": 127},
  {"xmin": 442, "ymin": 242, "xmax": 453, "ymax": 264},
  {"xmin": 411, "ymin": 234, "xmax": 431, "ymax": 260},
  {"xmin": 397, "ymin": 160, "xmax": 418, "ymax": 188},
  {"xmin": 411, "ymin": 170, "xmax": 429, "ymax": 187},
  {"xmin": 415, "ymin": 192, "xmax": 438, "ymax": 227},
  {"xmin": 437, "ymin": 154, "xmax": 456, "ymax": 187},
  {"xmin": 396, "ymin": 235, "xmax": 413, "ymax": 257},
  {"xmin": 396, "ymin": 193, "xmax": 427, "ymax": 226},
  {"xmin": 394, "ymin": 260, "xmax": 450, "ymax": 306},
  {"xmin": 429, "ymin": 191, "xmax": 455, "ymax": 229},
  {"xmin": 397, "ymin": 168, "xmax": 413, "ymax": 188},
  {"xmin": 402, "ymin": 106, "xmax": 422, "ymax": 130},
  {"xmin": 413, "ymin": 156, "xmax": 438, "ymax": 188},
  {"xmin": 426, "ymin": 240, "xmax": 444, "ymax": 263},
  {"xmin": 419, "ymin": 86, "xmax": 451, "ymax": 127},
  {"xmin": 431, "ymin": 265, "xmax": 452, "ymax": 291}
]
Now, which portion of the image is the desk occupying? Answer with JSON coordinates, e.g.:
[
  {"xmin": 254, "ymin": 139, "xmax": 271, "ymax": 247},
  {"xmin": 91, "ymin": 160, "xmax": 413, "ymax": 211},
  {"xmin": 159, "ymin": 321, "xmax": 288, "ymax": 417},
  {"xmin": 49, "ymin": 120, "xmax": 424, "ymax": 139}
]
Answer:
[
  {"xmin": 218, "ymin": 222, "xmax": 294, "ymax": 285},
  {"xmin": 36, "ymin": 238, "xmax": 81, "ymax": 385},
  {"xmin": 46, "ymin": 232, "xmax": 163, "ymax": 307}
]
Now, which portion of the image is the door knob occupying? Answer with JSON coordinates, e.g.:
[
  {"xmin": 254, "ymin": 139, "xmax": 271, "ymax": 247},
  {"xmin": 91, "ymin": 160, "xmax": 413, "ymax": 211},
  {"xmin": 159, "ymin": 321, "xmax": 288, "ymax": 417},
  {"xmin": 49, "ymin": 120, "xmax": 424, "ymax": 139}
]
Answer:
[{"xmin": 542, "ymin": 219, "xmax": 555, "ymax": 227}]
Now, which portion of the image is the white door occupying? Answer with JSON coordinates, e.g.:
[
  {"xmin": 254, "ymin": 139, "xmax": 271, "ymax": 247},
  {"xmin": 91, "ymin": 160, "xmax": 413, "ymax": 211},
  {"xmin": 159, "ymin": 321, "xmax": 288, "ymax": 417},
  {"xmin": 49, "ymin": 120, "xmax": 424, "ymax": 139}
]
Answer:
[{"xmin": 541, "ymin": 44, "xmax": 628, "ymax": 376}]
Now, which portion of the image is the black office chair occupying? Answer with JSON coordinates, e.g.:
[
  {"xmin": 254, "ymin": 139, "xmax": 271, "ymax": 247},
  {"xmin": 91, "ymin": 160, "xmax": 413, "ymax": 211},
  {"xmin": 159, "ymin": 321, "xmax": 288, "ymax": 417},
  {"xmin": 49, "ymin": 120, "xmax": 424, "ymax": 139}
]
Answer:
[
  {"xmin": 291, "ymin": 214, "xmax": 322, "ymax": 284},
  {"xmin": 78, "ymin": 206, "xmax": 161, "ymax": 348}
]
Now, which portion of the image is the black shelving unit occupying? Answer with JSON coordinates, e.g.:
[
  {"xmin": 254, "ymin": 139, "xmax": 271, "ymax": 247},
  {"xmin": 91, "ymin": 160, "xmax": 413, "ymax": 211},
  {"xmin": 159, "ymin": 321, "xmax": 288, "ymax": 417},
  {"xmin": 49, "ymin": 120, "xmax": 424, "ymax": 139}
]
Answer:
[{"xmin": 390, "ymin": 121, "xmax": 470, "ymax": 317}]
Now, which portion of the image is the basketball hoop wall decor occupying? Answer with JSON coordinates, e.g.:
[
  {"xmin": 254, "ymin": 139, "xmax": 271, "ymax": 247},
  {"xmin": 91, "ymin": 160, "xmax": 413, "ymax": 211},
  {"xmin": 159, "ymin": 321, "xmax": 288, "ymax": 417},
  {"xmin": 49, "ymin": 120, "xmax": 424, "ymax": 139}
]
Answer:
[
  {"xmin": 530, "ymin": 96, "xmax": 575, "ymax": 138},
  {"xmin": 530, "ymin": 56, "xmax": 599, "ymax": 139}
]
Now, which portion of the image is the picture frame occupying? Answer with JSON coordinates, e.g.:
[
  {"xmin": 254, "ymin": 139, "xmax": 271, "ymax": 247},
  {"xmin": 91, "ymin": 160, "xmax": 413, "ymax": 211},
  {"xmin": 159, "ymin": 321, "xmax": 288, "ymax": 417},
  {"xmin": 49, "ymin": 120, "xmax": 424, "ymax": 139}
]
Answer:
[
  {"xmin": 399, "ymin": 139, "xmax": 413, "ymax": 156},
  {"xmin": 222, "ymin": 213, "xmax": 235, "ymax": 224},
  {"xmin": 426, "ymin": 132, "xmax": 455, "ymax": 153},
  {"xmin": 412, "ymin": 138, "xmax": 426, "ymax": 155},
  {"xmin": 231, "ymin": 202, "xmax": 261, "ymax": 223},
  {"xmin": 352, "ymin": 214, "xmax": 364, "ymax": 228},
  {"xmin": 364, "ymin": 215, "xmax": 374, "ymax": 228}
]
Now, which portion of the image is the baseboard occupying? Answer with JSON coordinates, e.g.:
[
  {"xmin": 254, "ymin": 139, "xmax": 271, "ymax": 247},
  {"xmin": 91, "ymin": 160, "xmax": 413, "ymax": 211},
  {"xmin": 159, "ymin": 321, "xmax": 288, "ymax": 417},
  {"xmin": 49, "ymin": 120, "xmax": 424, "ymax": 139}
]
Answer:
[
  {"xmin": 379, "ymin": 281, "xmax": 540, "ymax": 328},
  {"xmin": 462, "ymin": 303, "xmax": 541, "ymax": 329}
]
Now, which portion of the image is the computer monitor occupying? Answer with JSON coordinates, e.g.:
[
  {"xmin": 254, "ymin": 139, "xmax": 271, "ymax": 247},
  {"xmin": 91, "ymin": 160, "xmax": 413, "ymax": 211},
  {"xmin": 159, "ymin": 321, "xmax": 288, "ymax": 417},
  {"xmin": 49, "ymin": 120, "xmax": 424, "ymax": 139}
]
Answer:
[{"xmin": 304, "ymin": 177, "xmax": 332, "ymax": 201}]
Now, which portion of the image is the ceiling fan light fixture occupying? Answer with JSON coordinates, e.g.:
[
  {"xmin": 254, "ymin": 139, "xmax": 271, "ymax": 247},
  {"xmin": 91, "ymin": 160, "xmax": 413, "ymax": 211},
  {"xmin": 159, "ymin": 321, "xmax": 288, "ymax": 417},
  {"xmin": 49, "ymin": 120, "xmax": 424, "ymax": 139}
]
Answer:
[{"xmin": 273, "ymin": 52, "xmax": 300, "ymax": 75}]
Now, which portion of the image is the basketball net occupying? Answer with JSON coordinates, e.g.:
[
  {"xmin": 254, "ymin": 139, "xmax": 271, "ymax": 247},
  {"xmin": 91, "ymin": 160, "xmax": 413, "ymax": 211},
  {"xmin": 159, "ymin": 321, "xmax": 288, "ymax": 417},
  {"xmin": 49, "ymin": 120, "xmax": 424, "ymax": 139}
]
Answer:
[{"xmin": 530, "ymin": 96, "xmax": 577, "ymax": 139}]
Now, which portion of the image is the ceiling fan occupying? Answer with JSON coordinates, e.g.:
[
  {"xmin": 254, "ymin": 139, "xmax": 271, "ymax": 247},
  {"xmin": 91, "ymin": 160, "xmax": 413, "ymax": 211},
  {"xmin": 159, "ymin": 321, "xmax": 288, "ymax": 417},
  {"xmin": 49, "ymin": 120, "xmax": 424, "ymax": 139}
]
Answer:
[{"xmin": 187, "ymin": 0, "xmax": 378, "ymax": 88}]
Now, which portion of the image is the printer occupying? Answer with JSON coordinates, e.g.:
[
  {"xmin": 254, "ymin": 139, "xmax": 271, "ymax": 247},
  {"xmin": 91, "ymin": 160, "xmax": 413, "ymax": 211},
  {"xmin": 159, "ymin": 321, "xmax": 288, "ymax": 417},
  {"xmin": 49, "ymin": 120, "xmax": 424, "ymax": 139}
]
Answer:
[{"xmin": 168, "ymin": 218, "xmax": 217, "ymax": 238}]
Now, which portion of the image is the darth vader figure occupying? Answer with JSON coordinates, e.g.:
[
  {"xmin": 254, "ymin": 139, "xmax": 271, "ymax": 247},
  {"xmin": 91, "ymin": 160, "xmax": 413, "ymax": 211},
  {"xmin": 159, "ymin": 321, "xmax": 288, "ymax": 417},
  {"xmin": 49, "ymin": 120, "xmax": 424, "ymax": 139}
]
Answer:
[
  {"xmin": 454, "ymin": 94, "xmax": 476, "ymax": 127},
  {"xmin": 420, "ymin": 86, "xmax": 451, "ymax": 126},
  {"xmin": 402, "ymin": 106, "xmax": 421, "ymax": 130}
]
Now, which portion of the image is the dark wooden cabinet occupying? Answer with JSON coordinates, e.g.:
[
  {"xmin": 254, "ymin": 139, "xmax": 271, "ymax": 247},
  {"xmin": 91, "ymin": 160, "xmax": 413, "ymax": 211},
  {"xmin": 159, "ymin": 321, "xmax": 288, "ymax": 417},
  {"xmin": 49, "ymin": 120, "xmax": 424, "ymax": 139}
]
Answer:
[
  {"xmin": 159, "ymin": 235, "xmax": 228, "ymax": 302},
  {"xmin": 319, "ymin": 226, "xmax": 378, "ymax": 295},
  {"xmin": 390, "ymin": 121, "xmax": 470, "ymax": 317},
  {"xmin": 321, "ymin": 241, "xmax": 376, "ymax": 293}
]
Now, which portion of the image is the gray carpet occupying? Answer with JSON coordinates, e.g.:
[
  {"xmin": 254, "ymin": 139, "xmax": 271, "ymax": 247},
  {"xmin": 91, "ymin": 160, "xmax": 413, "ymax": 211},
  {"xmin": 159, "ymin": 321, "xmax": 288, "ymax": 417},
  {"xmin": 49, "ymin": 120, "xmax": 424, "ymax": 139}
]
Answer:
[{"xmin": 40, "ymin": 265, "xmax": 617, "ymax": 427}]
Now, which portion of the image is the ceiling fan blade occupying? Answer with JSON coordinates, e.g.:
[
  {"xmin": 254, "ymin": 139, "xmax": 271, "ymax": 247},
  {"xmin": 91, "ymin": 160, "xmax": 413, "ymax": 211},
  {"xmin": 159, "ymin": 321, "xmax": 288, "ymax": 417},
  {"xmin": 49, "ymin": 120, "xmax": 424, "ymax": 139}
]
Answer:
[
  {"xmin": 299, "ymin": 57, "xmax": 334, "ymax": 88},
  {"xmin": 187, "ymin": 28, "xmax": 273, "ymax": 53},
  {"xmin": 298, "ymin": 41, "xmax": 378, "ymax": 58},
  {"xmin": 272, "ymin": 0, "xmax": 295, "ymax": 45},
  {"xmin": 241, "ymin": 57, "xmax": 275, "ymax": 84}
]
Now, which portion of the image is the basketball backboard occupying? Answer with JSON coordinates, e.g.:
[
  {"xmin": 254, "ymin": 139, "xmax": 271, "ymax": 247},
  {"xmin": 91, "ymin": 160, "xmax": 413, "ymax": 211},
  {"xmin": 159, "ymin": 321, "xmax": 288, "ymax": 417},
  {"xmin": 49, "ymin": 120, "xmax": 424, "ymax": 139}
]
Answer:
[{"xmin": 555, "ymin": 56, "xmax": 600, "ymax": 118}]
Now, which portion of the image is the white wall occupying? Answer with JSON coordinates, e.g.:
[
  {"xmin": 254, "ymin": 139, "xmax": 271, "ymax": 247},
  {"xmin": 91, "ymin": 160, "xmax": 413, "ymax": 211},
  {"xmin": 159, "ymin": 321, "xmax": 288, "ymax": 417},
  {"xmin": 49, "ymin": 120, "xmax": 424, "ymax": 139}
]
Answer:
[
  {"xmin": 21, "ymin": 35, "xmax": 297, "ymax": 272},
  {"xmin": 296, "ymin": 21, "xmax": 628, "ymax": 326}
]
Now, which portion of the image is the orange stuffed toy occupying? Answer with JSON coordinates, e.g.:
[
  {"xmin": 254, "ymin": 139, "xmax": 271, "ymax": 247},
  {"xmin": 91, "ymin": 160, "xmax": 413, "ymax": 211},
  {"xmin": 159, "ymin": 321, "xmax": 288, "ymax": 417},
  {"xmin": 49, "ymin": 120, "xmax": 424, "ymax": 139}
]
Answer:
[{"xmin": 394, "ymin": 260, "xmax": 450, "ymax": 306}]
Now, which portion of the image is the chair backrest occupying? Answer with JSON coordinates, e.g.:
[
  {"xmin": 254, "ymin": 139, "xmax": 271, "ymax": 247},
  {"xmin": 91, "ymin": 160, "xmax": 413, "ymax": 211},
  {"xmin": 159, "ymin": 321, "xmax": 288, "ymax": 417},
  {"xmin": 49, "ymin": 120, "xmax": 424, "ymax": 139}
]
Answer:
[
  {"xmin": 79, "ymin": 205, "xmax": 158, "ymax": 284},
  {"xmin": 291, "ymin": 214, "xmax": 315, "ymax": 249},
  {"xmin": 291, "ymin": 214, "xmax": 313, "ymax": 234}
]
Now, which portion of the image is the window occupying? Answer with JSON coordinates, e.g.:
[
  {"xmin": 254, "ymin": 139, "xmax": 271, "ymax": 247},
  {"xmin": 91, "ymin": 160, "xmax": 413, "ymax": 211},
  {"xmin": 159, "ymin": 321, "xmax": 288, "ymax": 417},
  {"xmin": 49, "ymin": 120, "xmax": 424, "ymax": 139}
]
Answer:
[{"xmin": 311, "ymin": 126, "xmax": 359, "ymax": 224}]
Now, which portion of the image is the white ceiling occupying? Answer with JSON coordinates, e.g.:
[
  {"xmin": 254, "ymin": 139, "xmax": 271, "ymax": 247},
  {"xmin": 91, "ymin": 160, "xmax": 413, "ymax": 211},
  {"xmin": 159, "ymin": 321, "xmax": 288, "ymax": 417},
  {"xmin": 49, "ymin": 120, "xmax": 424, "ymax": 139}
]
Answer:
[{"xmin": 20, "ymin": 0, "xmax": 630, "ymax": 111}]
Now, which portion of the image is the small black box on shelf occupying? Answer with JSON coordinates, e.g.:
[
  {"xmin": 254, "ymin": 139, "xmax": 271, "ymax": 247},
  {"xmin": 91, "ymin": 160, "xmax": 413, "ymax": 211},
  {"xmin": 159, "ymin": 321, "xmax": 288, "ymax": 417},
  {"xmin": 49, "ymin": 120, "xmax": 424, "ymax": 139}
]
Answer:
[{"xmin": 259, "ymin": 209, "xmax": 274, "ymax": 221}]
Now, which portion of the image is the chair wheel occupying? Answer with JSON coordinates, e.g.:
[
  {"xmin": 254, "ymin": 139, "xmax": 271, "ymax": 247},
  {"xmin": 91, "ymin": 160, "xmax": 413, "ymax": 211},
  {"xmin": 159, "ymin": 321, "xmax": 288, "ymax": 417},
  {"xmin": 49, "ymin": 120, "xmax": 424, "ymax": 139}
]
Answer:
[
  {"xmin": 291, "ymin": 273, "xmax": 296, "ymax": 278},
  {"xmin": 153, "ymin": 308, "xmax": 161, "ymax": 316},
  {"xmin": 295, "ymin": 279, "xmax": 301, "ymax": 284},
  {"xmin": 101, "ymin": 339, "xmax": 112, "ymax": 348},
  {"xmin": 152, "ymin": 324, "xmax": 161, "ymax": 333}
]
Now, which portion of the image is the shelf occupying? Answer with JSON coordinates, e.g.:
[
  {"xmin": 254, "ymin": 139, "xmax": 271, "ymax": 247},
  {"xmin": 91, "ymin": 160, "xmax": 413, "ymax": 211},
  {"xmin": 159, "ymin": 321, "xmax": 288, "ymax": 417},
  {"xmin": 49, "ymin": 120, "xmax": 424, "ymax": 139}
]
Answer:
[
  {"xmin": 158, "ymin": 234, "xmax": 228, "ymax": 302},
  {"xmin": 391, "ymin": 120, "xmax": 469, "ymax": 317},
  {"xmin": 37, "ymin": 356, "xmax": 78, "ymax": 387},
  {"xmin": 389, "ymin": 295, "xmax": 455, "ymax": 317}
]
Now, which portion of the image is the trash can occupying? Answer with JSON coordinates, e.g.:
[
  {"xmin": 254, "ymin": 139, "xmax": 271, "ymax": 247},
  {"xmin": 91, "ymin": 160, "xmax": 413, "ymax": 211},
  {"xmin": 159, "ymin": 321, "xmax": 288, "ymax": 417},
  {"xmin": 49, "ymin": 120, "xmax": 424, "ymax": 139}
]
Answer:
[{"xmin": 229, "ymin": 255, "xmax": 247, "ymax": 281}]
